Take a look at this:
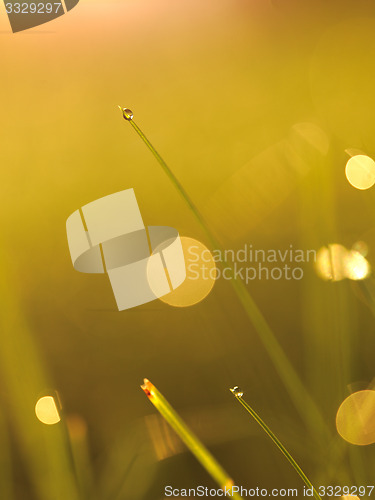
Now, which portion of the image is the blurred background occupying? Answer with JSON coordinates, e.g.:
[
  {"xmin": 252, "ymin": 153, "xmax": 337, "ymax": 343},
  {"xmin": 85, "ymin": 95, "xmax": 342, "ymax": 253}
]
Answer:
[{"xmin": 1, "ymin": 0, "xmax": 375, "ymax": 498}]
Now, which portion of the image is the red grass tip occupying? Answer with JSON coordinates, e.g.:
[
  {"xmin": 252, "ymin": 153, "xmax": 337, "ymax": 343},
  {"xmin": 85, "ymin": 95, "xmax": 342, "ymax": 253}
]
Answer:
[{"xmin": 141, "ymin": 378, "xmax": 153, "ymax": 397}]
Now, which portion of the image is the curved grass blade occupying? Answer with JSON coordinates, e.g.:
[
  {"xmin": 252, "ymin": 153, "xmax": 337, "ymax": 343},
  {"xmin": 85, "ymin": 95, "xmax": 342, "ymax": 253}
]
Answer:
[{"xmin": 230, "ymin": 387, "xmax": 322, "ymax": 500}]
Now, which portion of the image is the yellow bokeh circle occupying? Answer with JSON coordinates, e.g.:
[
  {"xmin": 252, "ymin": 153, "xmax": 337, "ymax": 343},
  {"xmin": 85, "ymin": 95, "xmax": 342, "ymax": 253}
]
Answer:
[
  {"xmin": 35, "ymin": 396, "xmax": 61, "ymax": 425},
  {"xmin": 315, "ymin": 244, "xmax": 370, "ymax": 281},
  {"xmin": 159, "ymin": 237, "xmax": 216, "ymax": 307},
  {"xmin": 315, "ymin": 244, "xmax": 347, "ymax": 281},
  {"xmin": 336, "ymin": 390, "xmax": 375, "ymax": 446},
  {"xmin": 345, "ymin": 155, "xmax": 375, "ymax": 190},
  {"xmin": 345, "ymin": 250, "xmax": 370, "ymax": 280}
]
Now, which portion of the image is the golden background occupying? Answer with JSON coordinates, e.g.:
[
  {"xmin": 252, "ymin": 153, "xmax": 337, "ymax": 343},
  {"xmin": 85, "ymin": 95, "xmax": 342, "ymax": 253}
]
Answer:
[{"xmin": 1, "ymin": 0, "xmax": 375, "ymax": 498}]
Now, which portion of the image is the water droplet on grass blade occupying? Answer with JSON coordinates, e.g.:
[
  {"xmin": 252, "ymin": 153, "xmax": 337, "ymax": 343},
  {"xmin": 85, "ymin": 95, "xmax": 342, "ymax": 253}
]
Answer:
[
  {"xmin": 122, "ymin": 108, "xmax": 133, "ymax": 121},
  {"xmin": 230, "ymin": 386, "xmax": 243, "ymax": 398}
]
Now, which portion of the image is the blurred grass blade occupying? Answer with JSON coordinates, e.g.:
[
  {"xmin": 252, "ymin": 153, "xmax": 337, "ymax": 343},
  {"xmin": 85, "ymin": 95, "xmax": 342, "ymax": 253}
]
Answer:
[
  {"xmin": 66, "ymin": 415, "xmax": 96, "ymax": 500},
  {"xmin": 0, "ymin": 408, "xmax": 14, "ymax": 500},
  {"xmin": 121, "ymin": 109, "xmax": 329, "ymax": 442},
  {"xmin": 0, "ymin": 247, "xmax": 81, "ymax": 500},
  {"xmin": 230, "ymin": 387, "xmax": 322, "ymax": 500},
  {"xmin": 141, "ymin": 379, "xmax": 242, "ymax": 499}
]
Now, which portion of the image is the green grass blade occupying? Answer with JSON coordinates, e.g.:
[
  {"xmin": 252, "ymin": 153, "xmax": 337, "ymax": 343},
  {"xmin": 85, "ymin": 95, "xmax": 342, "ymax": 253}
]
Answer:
[
  {"xmin": 230, "ymin": 387, "xmax": 322, "ymax": 500},
  {"xmin": 121, "ymin": 108, "xmax": 329, "ymax": 442},
  {"xmin": 0, "ymin": 409, "xmax": 14, "ymax": 500},
  {"xmin": 141, "ymin": 379, "xmax": 242, "ymax": 499},
  {"xmin": 0, "ymin": 247, "xmax": 81, "ymax": 500}
]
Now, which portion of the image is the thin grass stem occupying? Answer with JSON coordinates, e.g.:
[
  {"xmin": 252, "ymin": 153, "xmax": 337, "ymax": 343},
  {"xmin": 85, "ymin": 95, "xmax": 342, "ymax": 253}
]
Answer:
[
  {"xmin": 230, "ymin": 387, "xmax": 322, "ymax": 500},
  {"xmin": 120, "ymin": 107, "xmax": 329, "ymax": 442},
  {"xmin": 141, "ymin": 379, "xmax": 242, "ymax": 499}
]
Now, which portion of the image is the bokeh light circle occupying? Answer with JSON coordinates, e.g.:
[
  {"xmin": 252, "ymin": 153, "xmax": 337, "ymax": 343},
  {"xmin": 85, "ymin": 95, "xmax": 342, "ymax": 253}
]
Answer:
[
  {"xmin": 345, "ymin": 155, "xmax": 375, "ymax": 190},
  {"xmin": 35, "ymin": 396, "xmax": 61, "ymax": 425},
  {"xmin": 315, "ymin": 244, "xmax": 347, "ymax": 281},
  {"xmin": 315, "ymin": 244, "xmax": 370, "ymax": 281},
  {"xmin": 345, "ymin": 250, "xmax": 370, "ymax": 280},
  {"xmin": 159, "ymin": 237, "xmax": 216, "ymax": 307},
  {"xmin": 336, "ymin": 390, "xmax": 375, "ymax": 446}
]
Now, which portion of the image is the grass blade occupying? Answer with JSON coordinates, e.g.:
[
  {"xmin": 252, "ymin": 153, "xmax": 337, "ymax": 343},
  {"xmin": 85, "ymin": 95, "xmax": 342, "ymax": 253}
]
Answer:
[
  {"xmin": 120, "ymin": 107, "xmax": 329, "ymax": 442},
  {"xmin": 0, "ymin": 247, "xmax": 81, "ymax": 500},
  {"xmin": 230, "ymin": 387, "xmax": 322, "ymax": 500},
  {"xmin": 141, "ymin": 379, "xmax": 242, "ymax": 499}
]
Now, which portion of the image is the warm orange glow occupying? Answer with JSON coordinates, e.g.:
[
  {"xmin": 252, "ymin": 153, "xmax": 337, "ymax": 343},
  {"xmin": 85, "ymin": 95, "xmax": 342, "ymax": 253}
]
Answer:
[
  {"xmin": 141, "ymin": 378, "xmax": 154, "ymax": 397},
  {"xmin": 66, "ymin": 415, "xmax": 87, "ymax": 440},
  {"xmin": 158, "ymin": 237, "xmax": 216, "ymax": 307},
  {"xmin": 145, "ymin": 414, "xmax": 182, "ymax": 461},
  {"xmin": 224, "ymin": 479, "xmax": 235, "ymax": 490}
]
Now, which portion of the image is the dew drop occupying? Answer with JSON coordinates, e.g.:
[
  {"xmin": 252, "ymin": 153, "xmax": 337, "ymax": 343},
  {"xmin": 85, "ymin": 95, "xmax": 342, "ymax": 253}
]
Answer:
[
  {"xmin": 230, "ymin": 386, "xmax": 243, "ymax": 398},
  {"xmin": 122, "ymin": 108, "xmax": 134, "ymax": 121}
]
